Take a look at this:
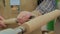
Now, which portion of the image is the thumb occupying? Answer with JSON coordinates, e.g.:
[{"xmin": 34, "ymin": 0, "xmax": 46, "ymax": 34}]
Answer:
[
  {"xmin": 0, "ymin": 16, "xmax": 4, "ymax": 20},
  {"xmin": 0, "ymin": 21, "xmax": 6, "ymax": 27}
]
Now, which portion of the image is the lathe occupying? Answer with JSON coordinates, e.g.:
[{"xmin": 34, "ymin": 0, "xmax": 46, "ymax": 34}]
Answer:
[{"xmin": 0, "ymin": 10, "xmax": 60, "ymax": 34}]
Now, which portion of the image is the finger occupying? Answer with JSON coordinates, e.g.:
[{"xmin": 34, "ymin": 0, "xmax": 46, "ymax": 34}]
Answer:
[
  {"xmin": 17, "ymin": 12, "xmax": 25, "ymax": 18},
  {"xmin": 0, "ymin": 16, "xmax": 4, "ymax": 20},
  {"xmin": 22, "ymin": 16, "xmax": 29, "ymax": 22},
  {"xmin": 0, "ymin": 21, "xmax": 6, "ymax": 27},
  {"xmin": 18, "ymin": 23, "xmax": 21, "ymax": 26},
  {"xmin": 17, "ymin": 18, "xmax": 24, "ymax": 24},
  {"xmin": 0, "ymin": 25, "xmax": 2, "ymax": 28}
]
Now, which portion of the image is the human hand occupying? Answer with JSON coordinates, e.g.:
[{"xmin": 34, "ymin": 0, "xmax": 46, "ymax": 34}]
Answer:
[
  {"xmin": 17, "ymin": 11, "xmax": 33, "ymax": 25},
  {"xmin": 0, "ymin": 16, "xmax": 6, "ymax": 28}
]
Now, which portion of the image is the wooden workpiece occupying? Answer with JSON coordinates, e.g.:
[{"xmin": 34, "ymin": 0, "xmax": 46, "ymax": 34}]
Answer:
[{"xmin": 20, "ymin": 10, "xmax": 60, "ymax": 34}]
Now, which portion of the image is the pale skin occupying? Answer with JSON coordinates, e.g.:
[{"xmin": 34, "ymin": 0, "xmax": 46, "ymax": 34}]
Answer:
[{"xmin": 0, "ymin": 16, "xmax": 6, "ymax": 28}]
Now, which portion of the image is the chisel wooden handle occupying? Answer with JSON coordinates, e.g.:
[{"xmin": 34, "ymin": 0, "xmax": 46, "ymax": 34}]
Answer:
[
  {"xmin": 3, "ymin": 16, "xmax": 35, "ymax": 25},
  {"xmin": 3, "ymin": 18, "xmax": 17, "ymax": 24},
  {"xmin": 21, "ymin": 10, "xmax": 60, "ymax": 34}
]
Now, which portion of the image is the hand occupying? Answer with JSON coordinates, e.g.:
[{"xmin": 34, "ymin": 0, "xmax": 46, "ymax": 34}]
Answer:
[
  {"xmin": 17, "ymin": 11, "xmax": 33, "ymax": 25},
  {"xmin": 0, "ymin": 16, "xmax": 6, "ymax": 28}
]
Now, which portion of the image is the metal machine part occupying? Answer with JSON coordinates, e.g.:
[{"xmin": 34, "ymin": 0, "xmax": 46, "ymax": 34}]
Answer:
[
  {"xmin": 0, "ymin": 27, "xmax": 25, "ymax": 34},
  {"xmin": 14, "ymin": 26, "xmax": 25, "ymax": 34}
]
